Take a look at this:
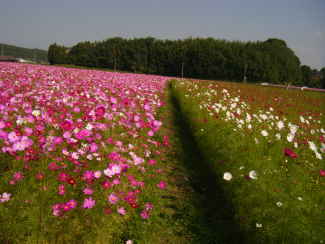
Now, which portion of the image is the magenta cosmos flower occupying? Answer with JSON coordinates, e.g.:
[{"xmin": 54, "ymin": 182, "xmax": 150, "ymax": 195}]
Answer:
[
  {"xmin": 157, "ymin": 181, "xmax": 167, "ymax": 189},
  {"xmin": 284, "ymin": 148, "xmax": 298, "ymax": 158}
]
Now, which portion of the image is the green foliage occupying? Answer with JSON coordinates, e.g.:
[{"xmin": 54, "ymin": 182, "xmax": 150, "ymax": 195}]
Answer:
[
  {"xmin": 47, "ymin": 37, "xmax": 306, "ymax": 86},
  {"xmin": 48, "ymin": 43, "xmax": 69, "ymax": 65},
  {"xmin": 0, "ymin": 43, "xmax": 48, "ymax": 63},
  {"xmin": 320, "ymin": 67, "xmax": 325, "ymax": 89}
]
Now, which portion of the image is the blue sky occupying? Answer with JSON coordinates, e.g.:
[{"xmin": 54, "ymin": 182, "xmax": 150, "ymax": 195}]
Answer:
[{"xmin": 1, "ymin": 0, "xmax": 324, "ymax": 69}]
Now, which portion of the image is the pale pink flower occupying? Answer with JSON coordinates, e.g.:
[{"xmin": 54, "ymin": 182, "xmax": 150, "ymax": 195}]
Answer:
[
  {"xmin": 0, "ymin": 192, "xmax": 11, "ymax": 203},
  {"xmin": 117, "ymin": 207, "xmax": 126, "ymax": 215},
  {"xmin": 83, "ymin": 197, "xmax": 96, "ymax": 209},
  {"xmin": 108, "ymin": 193, "xmax": 119, "ymax": 204},
  {"xmin": 83, "ymin": 187, "xmax": 94, "ymax": 195}
]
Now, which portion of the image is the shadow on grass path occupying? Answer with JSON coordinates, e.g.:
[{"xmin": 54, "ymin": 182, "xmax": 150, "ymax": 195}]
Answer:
[{"xmin": 169, "ymin": 85, "xmax": 246, "ymax": 244}]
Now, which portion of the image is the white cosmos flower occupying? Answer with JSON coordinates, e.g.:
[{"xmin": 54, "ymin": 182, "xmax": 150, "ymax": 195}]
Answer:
[
  {"xmin": 308, "ymin": 141, "xmax": 317, "ymax": 152},
  {"xmin": 32, "ymin": 110, "xmax": 41, "ymax": 117},
  {"xmin": 260, "ymin": 114, "xmax": 267, "ymax": 120},
  {"xmin": 256, "ymin": 223, "xmax": 263, "ymax": 228},
  {"xmin": 276, "ymin": 201, "xmax": 283, "ymax": 207},
  {"xmin": 300, "ymin": 116, "xmax": 305, "ymax": 123},
  {"xmin": 315, "ymin": 152, "xmax": 322, "ymax": 160},
  {"xmin": 275, "ymin": 133, "xmax": 281, "ymax": 140},
  {"xmin": 85, "ymin": 123, "xmax": 93, "ymax": 130},
  {"xmin": 246, "ymin": 113, "xmax": 252, "ymax": 122},
  {"xmin": 261, "ymin": 130, "xmax": 268, "ymax": 137},
  {"xmin": 287, "ymin": 133, "xmax": 295, "ymax": 142},
  {"xmin": 294, "ymin": 142, "xmax": 298, "ymax": 148},
  {"xmin": 289, "ymin": 124, "xmax": 298, "ymax": 134},
  {"xmin": 223, "ymin": 172, "xmax": 233, "ymax": 181},
  {"xmin": 277, "ymin": 121, "xmax": 284, "ymax": 130},
  {"xmin": 249, "ymin": 170, "xmax": 258, "ymax": 180},
  {"xmin": 297, "ymin": 197, "xmax": 303, "ymax": 201}
]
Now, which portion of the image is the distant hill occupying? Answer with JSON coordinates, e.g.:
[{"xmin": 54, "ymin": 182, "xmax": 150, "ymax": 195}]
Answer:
[{"xmin": 0, "ymin": 43, "xmax": 48, "ymax": 63}]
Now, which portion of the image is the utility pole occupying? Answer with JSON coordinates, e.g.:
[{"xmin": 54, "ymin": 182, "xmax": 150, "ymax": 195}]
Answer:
[
  {"xmin": 181, "ymin": 62, "xmax": 184, "ymax": 79},
  {"xmin": 33, "ymin": 50, "xmax": 37, "ymax": 63},
  {"xmin": 243, "ymin": 63, "xmax": 247, "ymax": 83}
]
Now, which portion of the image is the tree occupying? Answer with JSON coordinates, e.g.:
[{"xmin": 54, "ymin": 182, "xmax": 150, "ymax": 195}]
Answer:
[
  {"xmin": 48, "ymin": 43, "xmax": 69, "ymax": 65},
  {"xmin": 320, "ymin": 67, "xmax": 325, "ymax": 89},
  {"xmin": 47, "ymin": 37, "xmax": 304, "ymax": 85},
  {"xmin": 301, "ymin": 65, "xmax": 313, "ymax": 86}
]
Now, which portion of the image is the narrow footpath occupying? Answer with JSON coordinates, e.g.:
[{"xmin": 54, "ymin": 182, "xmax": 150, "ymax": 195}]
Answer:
[{"xmin": 122, "ymin": 83, "xmax": 245, "ymax": 244}]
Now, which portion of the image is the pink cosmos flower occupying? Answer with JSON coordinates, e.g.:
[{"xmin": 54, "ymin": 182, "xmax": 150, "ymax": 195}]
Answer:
[
  {"xmin": 48, "ymin": 162, "xmax": 60, "ymax": 171},
  {"xmin": 117, "ymin": 207, "xmax": 126, "ymax": 215},
  {"xmin": 83, "ymin": 187, "xmax": 94, "ymax": 195},
  {"xmin": 52, "ymin": 203, "xmax": 63, "ymax": 216},
  {"xmin": 320, "ymin": 170, "xmax": 325, "ymax": 177},
  {"xmin": 90, "ymin": 143, "xmax": 98, "ymax": 152},
  {"xmin": 58, "ymin": 184, "xmax": 65, "ymax": 195},
  {"xmin": 108, "ymin": 152, "xmax": 121, "ymax": 161},
  {"xmin": 83, "ymin": 170, "xmax": 95, "ymax": 182},
  {"xmin": 57, "ymin": 172, "xmax": 70, "ymax": 182},
  {"xmin": 101, "ymin": 180, "xmax": 111, "ymax": 189},
  {"xmin": 108, "ymin": 193, "xmax": 119, "ymax": 204},
  {"xmin": 94, "ymin": 170, "xmax": 102, "ymax": 178},
  {"xmin": 66, "ymin": 199, "xmax": 77, "ymax": 209},
  {"xmin": 0, "ymin": 129, "xmax": 8, "ymax": 139},
  {"xmin": 133, "ymin": 156, "xmax": 144, "ymax": 165},
  {"xmin": 148, "ymin": 159, "xmax": 156, "ymax": 165},
  {"xmin": 60, "ymin": 120, "xmax": 73, "ymax": 131},
  {"xmin": 83, "ymin": 197, "xmax": 96, "ymax": 209},
  {"xmin": 75, "ymin": 129, "xmax": 92, "ymax": 140},
  {"xmin": 13, "ymin": 171, "xmax": 24, "ymax": 181},
  {"xmin": 157, "ymin": 181, "xmax": 167, "ymax": 189},
  {"xmin": 0, "ymin": 192, "xmax": 11, "ymax": 203},
  {"xmin": 112, "ymin": 178, "xmax": 120, "ymax": 185},
  {"xmin": 0, "ymin": 121, "xmax": 5, "ymax": 129},
  {"xmin": 140, "ymin": 210, "xmax": 150, "ymax": 219},
  {"xmin": 53, "ymin": 137, "xmax": 63, "ymax": 144},
  {"xmin": 63, "ymin": 131, "xmax": 72, "ymax": 139},
  {"xmin": 95, "ymin": 106, "xmax": 106, "ymax": 117},
  {"xmin": 12, "ymin": 136, "xmax": 33, "ymax": 151},
  {"xmin": 144, "ymin": 202, "xmax": 154, "ymax": 211},
  {"xmin": 24, "ymin": 127, "xmax": 33, "ymax": 136},
  {"xmin": 8, "ymin": 131, "xmax": 20, "ymax": 143}
]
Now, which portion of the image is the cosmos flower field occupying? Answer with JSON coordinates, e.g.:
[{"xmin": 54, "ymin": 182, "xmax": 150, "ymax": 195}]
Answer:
[
  {"xmin": 171, "ymin": 79, "xmax": 325, "ymax": 243},
  {"xmin": 0, "ymin": 62, "xmax": 324, "ymax": 243}
]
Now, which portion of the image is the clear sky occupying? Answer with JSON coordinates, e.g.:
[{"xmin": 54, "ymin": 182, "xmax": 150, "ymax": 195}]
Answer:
[{"xmin": 1, "ymin": 0, "xmax": 324, "ymax": 69}]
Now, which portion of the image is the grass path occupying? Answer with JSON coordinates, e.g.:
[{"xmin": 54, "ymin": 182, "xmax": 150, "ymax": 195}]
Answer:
[{"xmin": 124, "ymin": 83, "xmax": 245, "ymax": 243}]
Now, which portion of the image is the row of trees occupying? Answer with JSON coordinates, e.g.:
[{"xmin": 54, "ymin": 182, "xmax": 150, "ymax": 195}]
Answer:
[
  {"xmin": 48, "ymin": 37, "xmax": 325, "ymax": 88},
  {"xmin": 0, "ymin": 43, "xmax": 48, "ymax": 63}
]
